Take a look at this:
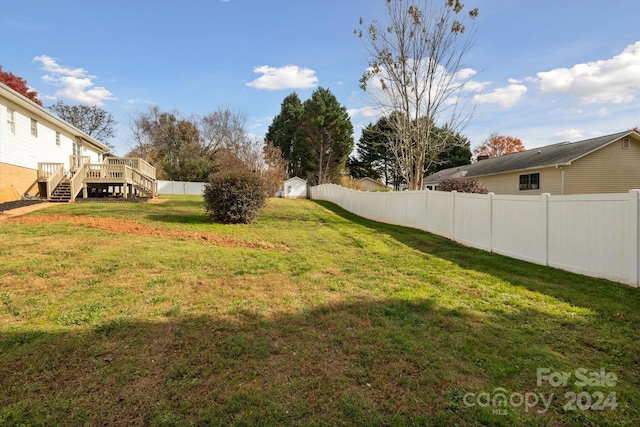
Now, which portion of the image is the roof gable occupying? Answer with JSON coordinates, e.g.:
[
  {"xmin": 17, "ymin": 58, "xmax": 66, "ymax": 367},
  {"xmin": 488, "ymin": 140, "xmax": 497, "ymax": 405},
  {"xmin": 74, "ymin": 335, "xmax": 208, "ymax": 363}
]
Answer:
[
  {"xmin": 356, "ymin": 177, "xmax": 386, "ymax": 185},
  {"xmin": 285, "ymin": 177, "xmax": 307, "ymax": 184},
  {"xmin": 425, "ymin": 130, "xmax": 638, "ymax": 183}
]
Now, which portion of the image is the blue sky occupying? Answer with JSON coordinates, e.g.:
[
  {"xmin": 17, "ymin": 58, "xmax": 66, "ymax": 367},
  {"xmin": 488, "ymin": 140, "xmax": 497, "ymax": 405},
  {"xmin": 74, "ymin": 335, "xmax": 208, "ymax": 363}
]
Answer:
[{"xmin": 1, "ymin": 0, "xmax": 639, "ymax": 156}]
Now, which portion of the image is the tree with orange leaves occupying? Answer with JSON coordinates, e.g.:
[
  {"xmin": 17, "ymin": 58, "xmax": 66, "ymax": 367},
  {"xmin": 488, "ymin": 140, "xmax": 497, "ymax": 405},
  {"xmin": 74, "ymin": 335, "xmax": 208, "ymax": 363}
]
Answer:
[
  {"xmin": 0, "ymin": 66, "xmax": 43, "ymax": 106},
  {"xmin": 473, "ymin": 133, "xmax": 525, "ymax": 159}
]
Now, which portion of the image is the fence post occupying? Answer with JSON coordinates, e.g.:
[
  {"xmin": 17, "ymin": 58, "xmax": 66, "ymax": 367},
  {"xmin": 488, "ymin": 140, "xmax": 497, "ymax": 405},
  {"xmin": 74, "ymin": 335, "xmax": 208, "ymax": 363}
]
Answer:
[
  {"xmin": 629, "ymin": 190, "xmax": 640, "ymax": 288},
  {"xmin": 424, "ymin": 189, "xmax": 429, "ymax": 232},
  {"xmin": 451, "ymin": 190, "xmax": 457, "ymax": 241},
  {"xmin": 541, "ymin": 193, "xmax": 550, "ymax": 266},
  {"xmin": 488, "ymin": 192, "xmax": 494, "ymax": 253}
]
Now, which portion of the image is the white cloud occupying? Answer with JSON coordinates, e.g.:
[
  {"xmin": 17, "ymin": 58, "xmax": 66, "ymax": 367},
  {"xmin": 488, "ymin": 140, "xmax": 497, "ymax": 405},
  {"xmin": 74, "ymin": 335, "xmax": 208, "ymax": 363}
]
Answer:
[
  {"xmin": 474, "ymin": 84, "xmax": 527, "ymax": 108},
  {"xmin": 246, "ymin": 65, "xmax": 318, "ymax": 90},
  {"xmin": 347, "ymin": 105, "xmax": 383, "ymax": 119},
  {"xmin": 362, "ymin": 60, "xmax": 484, "ymax": 119},
  {"xmin": 452, "ymin": 67, "xmax": 488, "ymax": 93},
  {"xmin": 536, "ymin": 41, "xmax": 640, "ymax": 104},
  {"xmin": 453, "ymin": 68, "xmax": 477, "ymax": 80},
  {"xmin": 555, "ymin": 129, "xmax": 585, "ymax": 140},
  {"xmin": 33, "ymin": 55, "xmax": 115, "ymax": 106}
]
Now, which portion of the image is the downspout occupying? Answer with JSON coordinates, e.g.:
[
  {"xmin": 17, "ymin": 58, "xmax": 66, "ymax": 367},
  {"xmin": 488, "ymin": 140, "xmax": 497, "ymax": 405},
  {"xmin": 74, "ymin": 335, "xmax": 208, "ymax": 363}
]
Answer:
[{"xmin": 560, "ymin": 166, "xmax": 565, "ymax": 195}]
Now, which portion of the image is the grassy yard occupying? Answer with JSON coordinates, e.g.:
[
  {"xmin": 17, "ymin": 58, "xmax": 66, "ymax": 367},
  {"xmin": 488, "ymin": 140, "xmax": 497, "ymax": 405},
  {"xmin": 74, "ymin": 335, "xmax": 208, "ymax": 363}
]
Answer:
[{"xmin": 1, "ymin": 195, "xmax": 638, "ymax": 426}]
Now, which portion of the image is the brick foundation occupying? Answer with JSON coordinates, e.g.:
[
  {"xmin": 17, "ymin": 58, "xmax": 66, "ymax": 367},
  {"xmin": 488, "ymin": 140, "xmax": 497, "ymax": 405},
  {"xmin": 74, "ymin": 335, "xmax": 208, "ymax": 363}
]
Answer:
[{"xmin": 0, "ymin": 163, "xmax": 40, "ymax": 203}]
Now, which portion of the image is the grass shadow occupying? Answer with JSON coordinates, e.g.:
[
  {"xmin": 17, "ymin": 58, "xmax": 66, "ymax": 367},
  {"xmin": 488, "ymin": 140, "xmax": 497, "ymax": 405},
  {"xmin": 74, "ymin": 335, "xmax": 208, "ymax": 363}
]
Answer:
[
  {"xmin": 311, "ymin": 200, "xmax": 640, "ymax": 311},
  {"xmin": 2, "ymin": 295, "xmax": 618, "ymax": 426},
  {"xmin": 311, "ymin": 201, "xmax": 640, "ymax": 404}
]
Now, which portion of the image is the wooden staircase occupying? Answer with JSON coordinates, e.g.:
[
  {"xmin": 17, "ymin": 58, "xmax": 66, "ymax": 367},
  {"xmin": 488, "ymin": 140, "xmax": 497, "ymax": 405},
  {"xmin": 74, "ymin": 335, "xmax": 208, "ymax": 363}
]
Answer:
[{"xmin": 49, "ymin": 180, "xmax": 72, "ymax": 202}]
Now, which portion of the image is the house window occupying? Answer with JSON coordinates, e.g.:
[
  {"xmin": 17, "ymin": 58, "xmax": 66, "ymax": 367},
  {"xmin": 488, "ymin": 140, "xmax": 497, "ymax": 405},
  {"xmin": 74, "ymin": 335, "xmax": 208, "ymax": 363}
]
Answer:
[
  {"xmin": 31, "ymin": 118, "xmax": 38, "ymax": 137},
  {"xmin": 519, "ymin": 173, "xmax": 540, "ymax": 191},
  {"xmin": 7, "ymin": 108, "xmax": 15, "ymax": 134},
  {"xmin": 56, "ymin": 132, "xmax": 61, "ymax": 146},
  {"xmin": 622, "ymin": 138, "xmax": 630, "ymax": 149}
]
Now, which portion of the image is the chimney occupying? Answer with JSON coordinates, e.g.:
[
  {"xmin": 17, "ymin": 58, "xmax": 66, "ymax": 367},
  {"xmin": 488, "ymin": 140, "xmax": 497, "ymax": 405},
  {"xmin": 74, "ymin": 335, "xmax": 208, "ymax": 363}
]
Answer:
[{"xmin": 477, "ymin": 155, "xmax": 489, "ymax": 161}]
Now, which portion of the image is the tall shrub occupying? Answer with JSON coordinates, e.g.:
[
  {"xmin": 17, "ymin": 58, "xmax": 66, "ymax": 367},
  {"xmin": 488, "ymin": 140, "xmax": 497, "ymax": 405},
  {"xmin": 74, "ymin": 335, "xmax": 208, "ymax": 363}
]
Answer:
[{"xmin": 203, "ymin": 169, "xmax": 266, "ymax": 224}]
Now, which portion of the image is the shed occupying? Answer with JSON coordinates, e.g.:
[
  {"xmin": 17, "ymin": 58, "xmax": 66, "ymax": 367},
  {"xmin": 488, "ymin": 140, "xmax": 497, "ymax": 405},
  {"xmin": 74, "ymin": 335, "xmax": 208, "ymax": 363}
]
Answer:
[{"xmin": 282, "ymin": 177, "xmax": 307, "ymax": 199}]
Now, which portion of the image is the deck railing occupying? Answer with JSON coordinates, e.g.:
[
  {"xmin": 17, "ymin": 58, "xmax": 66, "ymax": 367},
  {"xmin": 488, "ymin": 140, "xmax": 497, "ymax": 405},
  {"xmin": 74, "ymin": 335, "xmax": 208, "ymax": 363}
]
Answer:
[
  {"xmin": 70, "ymin": 156, "xmax": 91, "ymax": 171},
  {"xmin": 104, "ymin": 157, "xmax": 156, "ymax": 180},
  {"xmin": 38, "ymin": 157, "xmax": 157, "ymax": 200},
  {"xmin": 86, "ymin": 164, "xmax": 124, "ymax": 180},
  {"xmin": 37, "ymin": 163, "xmax": 64, "ymax": 199}
]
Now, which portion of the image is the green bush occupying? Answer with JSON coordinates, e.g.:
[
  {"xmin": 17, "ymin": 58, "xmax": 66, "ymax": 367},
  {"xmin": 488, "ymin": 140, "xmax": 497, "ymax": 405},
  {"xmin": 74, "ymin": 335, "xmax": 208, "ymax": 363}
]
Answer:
[{"xmin": 203, "ymin": 169, "xmax": 266, "ymax": 224}]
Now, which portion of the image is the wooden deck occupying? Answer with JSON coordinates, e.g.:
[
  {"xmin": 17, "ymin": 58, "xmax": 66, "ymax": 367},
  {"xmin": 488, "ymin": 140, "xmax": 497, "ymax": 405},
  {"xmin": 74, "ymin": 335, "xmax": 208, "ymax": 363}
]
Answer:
[{"xmin": 37, "ymin": 156, "xmax": 157, "ymax": 202}]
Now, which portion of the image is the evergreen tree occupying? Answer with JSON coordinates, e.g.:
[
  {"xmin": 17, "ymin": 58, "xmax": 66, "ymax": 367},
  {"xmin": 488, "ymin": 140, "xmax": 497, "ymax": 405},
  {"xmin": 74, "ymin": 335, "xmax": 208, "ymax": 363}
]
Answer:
[
  {"xmin": 265, "ymin": 93, "xmax": 304, "ymax": 177},
  {"xmin": 425, "ymin": 126, "xmax": 472, "ymax": 174},
  {"xmin": 301, "ymin": 87, "xmax": 354, "ymax": 185},
  {"xmin": 350, "ymin": 122, "xmax": 384, "ymax": 180},
  {"xmin": 348, "ymin": 118, "xmax": 401, "ymax": 188}
]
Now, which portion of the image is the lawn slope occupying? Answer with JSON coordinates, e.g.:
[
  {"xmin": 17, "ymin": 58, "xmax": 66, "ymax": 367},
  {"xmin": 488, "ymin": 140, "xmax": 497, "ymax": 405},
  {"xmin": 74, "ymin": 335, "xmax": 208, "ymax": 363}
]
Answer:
[{"xmin": 1, "ymin": 196, "xmax": 638, "ymax": 426}]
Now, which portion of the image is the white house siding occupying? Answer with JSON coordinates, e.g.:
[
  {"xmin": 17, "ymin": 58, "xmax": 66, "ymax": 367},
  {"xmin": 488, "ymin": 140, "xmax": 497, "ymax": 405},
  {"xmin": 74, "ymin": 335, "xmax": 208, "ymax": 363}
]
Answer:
[
  {"xmin": 1, "ymin": 85, "xmax": 109, "ymax": 202},
  {"xmin": 0, "ymin": 99, "xmax": 101, "ymax": 172}
]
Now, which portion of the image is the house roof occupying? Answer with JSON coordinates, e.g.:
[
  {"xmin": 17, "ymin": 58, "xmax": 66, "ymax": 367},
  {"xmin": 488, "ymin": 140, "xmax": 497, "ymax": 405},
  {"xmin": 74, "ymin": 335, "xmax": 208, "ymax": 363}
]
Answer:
[
  {"xmin": 285, "ymin": 176, "xmax": 307, "ymax": 184},
  {"xmin": 424, "ymin": 130, "xmax": 638, "ymax": 184},
  {"xmin": 356, "ymin": 177, "xmax": 387, "ymax": 187},
  {"xmin": 0, "ymin": 82, "xmax": 111, "ymax": 154}
]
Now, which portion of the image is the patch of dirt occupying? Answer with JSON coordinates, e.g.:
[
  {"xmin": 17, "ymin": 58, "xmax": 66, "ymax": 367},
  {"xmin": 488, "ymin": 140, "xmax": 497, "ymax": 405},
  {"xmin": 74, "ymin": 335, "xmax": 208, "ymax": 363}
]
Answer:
[{"xmin": 7, "ymin": 214, "xmax": 287, "ymax": 250}]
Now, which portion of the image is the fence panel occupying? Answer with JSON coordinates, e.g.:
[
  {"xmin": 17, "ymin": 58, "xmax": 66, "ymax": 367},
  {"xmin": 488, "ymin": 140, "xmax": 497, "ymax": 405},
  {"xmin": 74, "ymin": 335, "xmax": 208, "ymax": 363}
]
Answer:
[
  {"xmin": 406, "ymin": 191, "xmax": 428, "ymax": 231},
  {"xmin": 425, "ymin": 190, "xmax": 454, "ymax": 238},
  {"xmin": 388, "ymin": 192, "xmax": 408, "ymax": 227},
  {"xmin": 491, "ymin": 195, "xmax": 547, "ymax": 264},
  {"xmin": 309, "ymin": 185, "xmax": 638, "ymax": 287},
  {"xmin": 454, "ymin": 192, "xmax": 492, "ymax": 251},
  {"xmin": 158, "ymin": 180, "xmax": 205, "ymax": 195},
  {"xmin": 547, "ymin": 194, "xmax": 629, "ymax": 283}
]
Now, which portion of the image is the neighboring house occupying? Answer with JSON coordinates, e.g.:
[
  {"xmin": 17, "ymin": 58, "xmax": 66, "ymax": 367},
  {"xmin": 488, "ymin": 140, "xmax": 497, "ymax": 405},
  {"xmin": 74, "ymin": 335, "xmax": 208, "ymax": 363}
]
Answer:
[
  {"xmin": 0, "ymin": 83, "xmax": 156, "ymax": 203},
  {"xmin": 424, "ymin": 130, "xmax": 640, "ymax": 195},
  {"xmin": 281, "ymin": 177, "xmax": 307, "ymax": 199},
  {"xmin": 356, "ymin": 177, "xmax": 388, "ymax": 192}
]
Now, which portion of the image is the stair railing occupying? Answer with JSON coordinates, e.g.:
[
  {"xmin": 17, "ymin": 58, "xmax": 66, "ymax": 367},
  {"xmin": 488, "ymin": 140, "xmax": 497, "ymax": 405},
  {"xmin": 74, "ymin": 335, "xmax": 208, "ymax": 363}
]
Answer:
[
  {"xmin": 38, "ymin": 163, "xmax": 64, "ymax": 200},
  {"xmin": 69, "ymin": 163, "xmax": 88, "ymax": 202}
]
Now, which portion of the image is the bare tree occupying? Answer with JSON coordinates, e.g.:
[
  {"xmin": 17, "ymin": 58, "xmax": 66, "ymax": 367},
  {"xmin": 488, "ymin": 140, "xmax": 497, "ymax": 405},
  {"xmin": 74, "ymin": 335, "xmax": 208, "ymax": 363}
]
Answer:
[
  {"xmin": 127, "ymin": 106, "xmax": 211, "ymax": 181},
  {"xmin": 357, "ymin": 0, "xmax": 478, "ymax": 190},
  {"xmin": 49, "ymin": 100, "xmax": 116, "ymax": 149},
  {"xmin": 199, "ymin": 108, "xmax": 248, "ymax": 154}
]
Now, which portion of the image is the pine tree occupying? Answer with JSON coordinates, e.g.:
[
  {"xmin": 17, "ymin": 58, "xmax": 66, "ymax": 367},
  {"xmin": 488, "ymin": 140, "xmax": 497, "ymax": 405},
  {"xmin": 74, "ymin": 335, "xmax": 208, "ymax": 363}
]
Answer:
[{"xmin": 300, "ymin": 88, "xmax": 354, "ymax": 185}]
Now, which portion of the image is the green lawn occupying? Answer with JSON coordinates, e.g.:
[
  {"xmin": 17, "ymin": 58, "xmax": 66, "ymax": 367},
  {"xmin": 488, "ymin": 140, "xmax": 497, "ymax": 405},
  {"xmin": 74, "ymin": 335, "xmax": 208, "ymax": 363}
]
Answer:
[{"xmin": 1, "ymin": 195, "xmax": 638, "ymax": 426}]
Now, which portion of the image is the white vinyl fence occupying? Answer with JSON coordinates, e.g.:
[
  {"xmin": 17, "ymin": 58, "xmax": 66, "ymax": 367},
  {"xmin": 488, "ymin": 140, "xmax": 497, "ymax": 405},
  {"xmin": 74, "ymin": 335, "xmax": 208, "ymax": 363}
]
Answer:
[
  {"xmin": 158, "ymin": 180, "xmax": 206, "ymax": 195},
  {"xmin": 310, "ymin": 185, "xmax": 640, "ymax": 287}
]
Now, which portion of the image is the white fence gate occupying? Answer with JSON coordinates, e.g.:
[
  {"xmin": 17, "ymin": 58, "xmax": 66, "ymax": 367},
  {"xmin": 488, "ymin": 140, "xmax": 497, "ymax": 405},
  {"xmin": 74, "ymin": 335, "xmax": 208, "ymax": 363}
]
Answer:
[{"xmin": 310, "ymin": 185, "xmax": 640, "ymax": 288}]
